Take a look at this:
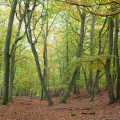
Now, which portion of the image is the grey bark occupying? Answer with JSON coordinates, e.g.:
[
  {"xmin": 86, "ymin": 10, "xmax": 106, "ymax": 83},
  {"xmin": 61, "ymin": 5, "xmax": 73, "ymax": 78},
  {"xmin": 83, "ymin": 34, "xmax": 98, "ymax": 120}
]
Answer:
[
  {"xmin": 2, "ymin": 0, "xmax": 17, "ymax": 105},
  {"xmin": 60, "ymin": 11, "xmax": 86, "ymax": 103},
  {"xmin": 9, "ymin": 51, "xmax": 15, "ymax": 102},
  {"xmin": 41, "ymin": 4, "xmax": 48, "ymax": 101},
  {"xmin": 89, "ymin": 15, "xmax": 95, "ymax": 102},
  {"xmin": 60, "ymin": 67, "xmax": 78, "ymax": 103},
  {"xmin": 94, "ymin": 69, "xmax": 101, "ymax": 94},
  {"xmin": 9, "ymin": 10, "xmax": 24, "ymax": 102},
  {"xmin": 115, "ymin": 17, "xmax": 120, "ymax": 100},
  {"xmin": 105, "ymin": 18, "xmax": 115, "ymax": 104},
  {"xmin": 25, "ymin": 1, "xmax": 53, "ymax": 106},
  {"xmin": 82, "ymin": 67, "xmax": 89, "ymax": 93}
]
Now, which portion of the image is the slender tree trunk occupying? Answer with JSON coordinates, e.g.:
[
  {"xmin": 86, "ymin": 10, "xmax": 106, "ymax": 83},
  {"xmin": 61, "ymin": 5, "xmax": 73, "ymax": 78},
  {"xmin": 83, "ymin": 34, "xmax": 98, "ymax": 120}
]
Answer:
[
  {"xmin": 52, "ymin": 67, "xmax": 57, "ymax": 96},
  {"xmin": 66, "ymin": 40, "xmax": 69, "ymax": 83},
  {"xmin": 66, "ymin": 17, "xmax": 69, "ymax": 83},
  {"xmin": 89, "ymin": 15, "xmax": 95, "ymax": 102},
  {"xmin": 73, "ymin": 67, "xmax": 80, "ymax": 95},
  {"xmin": 94, "ymin": 18, "xmax": 108, "ymax": 95},
  {"xmin": 112, "ymin": 33, "xmax": 116, "ymax": 85},
  {"xmin": 73, "ymin": 68, "xmax": 80, "ymax": 95},
  {"xmin": 9, "ymin": 11, "xmax": 24, "ymax": 102},
  {"xmin": 25, "ymin": 5, "xmax": 53, "ymax": 106},
  {"xmin": 105, "ymin": 18, "xmax": 115, "ymax": 104},
  {"xmin": 60, "ymin": 11, "xmax": 86, "ymax": 103},
  {"xmin": 60, "ymin": 68, "xmax": 78, "ymax": 103},
  {"xmin": 82, "ymin": 67, "xmax": 89, "ymax": 93},
  {"xmin": 30, "ymin": 44, "xmax": 53, "ymax": 105},
  {"xmin": 41, "ymin": 24, "xmax": 48, "ymax": 101},
  {"xmin": 0, "ymin": 54, "xmax": 2, "ymax": 97},
  {"xmin": 73, "ymin": 12, "xmax": 86, "ymax": 95},
  {"xmin": 1, "ymin": 0, "xmax": 17, "ymax": 105}
]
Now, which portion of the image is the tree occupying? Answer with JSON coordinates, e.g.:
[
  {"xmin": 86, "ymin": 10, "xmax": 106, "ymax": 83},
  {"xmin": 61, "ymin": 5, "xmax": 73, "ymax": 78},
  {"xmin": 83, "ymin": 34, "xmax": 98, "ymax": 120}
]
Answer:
[
  {"xmin": 1, "ymin": 0, "xmax": 17, "ymax": 105},
  {"xmin": 89, "ymin": 15, "xmax": 95, "ymax": 102},
  {"xmin": 9, "ymin": 4, "xmax": 25, "ymax": 101},
  {"xmin": 24, "ymin": 0, "xmax": 53, "ymax": 106},
  {"xmin": 60, "ymin": 6, "xmax": 86, "ymax": 103},
  {"xmin": 105, "ymin": 17, "xmax": 116, "ymax": 104},
  {"xmin": 115, "ymin": 17, "xmax": 120, "ymax": 101}
]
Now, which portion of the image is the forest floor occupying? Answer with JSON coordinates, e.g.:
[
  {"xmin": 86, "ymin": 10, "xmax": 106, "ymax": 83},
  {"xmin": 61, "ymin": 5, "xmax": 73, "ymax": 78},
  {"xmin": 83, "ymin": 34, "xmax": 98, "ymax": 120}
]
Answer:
[{"xmin": 0, "ymin": 88, "xmax": 120, "ymax": 120}]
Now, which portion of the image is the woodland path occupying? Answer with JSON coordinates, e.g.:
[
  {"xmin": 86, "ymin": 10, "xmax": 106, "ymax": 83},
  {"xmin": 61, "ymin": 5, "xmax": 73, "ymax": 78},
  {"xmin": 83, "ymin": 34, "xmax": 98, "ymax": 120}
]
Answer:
[{"xmin": 0, "ymin": 89, "xmax": 120, "ymax": 120}]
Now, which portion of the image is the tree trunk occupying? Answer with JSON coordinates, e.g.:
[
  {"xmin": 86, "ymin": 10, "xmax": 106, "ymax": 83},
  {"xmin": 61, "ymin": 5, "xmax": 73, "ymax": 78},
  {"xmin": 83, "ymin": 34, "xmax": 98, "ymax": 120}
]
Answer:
[
  {"xmin": 82, "ymin": 67, "xmax": 89, "ymax": 93},
  {"xmin": 41, "ymin": 23, "xmax": 48, "ymax": 101},
  {"xmin": 73, "ymin": 67, "xmax": 80, "ymax": 95},
  {"xmin": 9, "ymin": 10, "xmax": 24, "ymax": 102},
  {"xmin": 9, "ymin": 51, "xmax": 15, "ymax": 102},
  {"xmin": 89, "ymin": 15, "xmax": 95, "ymax": 102},
  {"xmin": 31, "ymin": 44, "xmax": 53, "ymax": 106},
  {"xmin": 115, "ymin": 17, "xmax": 120, "ymax": 100},
  {"xmin": 94, "ymin": 69, "xmax": 101, "ymax": 94},
  {"xmin": 1, "ymin": 0, "xmax": 17, "ymax": 105},
  {"xmin": 60, "ymin": 67, "xmax": 78, "ymax": 103},
  {"xmin": 25, "ymin": 4, "xmax": 53, "ymax": 106},
  {"xmin": 60, "ymin": 11, "xmax": 86, "ymax": 103},
  {"xmin": 105, "ymin": 18, "xmax": 115, "ymax": 104}
]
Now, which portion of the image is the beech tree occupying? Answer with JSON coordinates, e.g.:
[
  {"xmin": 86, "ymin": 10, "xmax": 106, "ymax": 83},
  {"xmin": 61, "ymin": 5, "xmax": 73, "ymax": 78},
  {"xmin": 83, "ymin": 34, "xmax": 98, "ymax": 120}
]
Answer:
[
  {"xmin": 24, "ymin": 0, "xmax": 53, "ymax": 106},
  {"xmin": 1, "ymin": 0, "xmax": 17, "ymax": 105}
]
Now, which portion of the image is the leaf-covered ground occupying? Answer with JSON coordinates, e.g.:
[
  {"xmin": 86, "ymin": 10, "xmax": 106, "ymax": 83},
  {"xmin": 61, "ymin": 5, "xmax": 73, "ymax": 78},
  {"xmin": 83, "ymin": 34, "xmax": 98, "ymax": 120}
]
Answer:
[{"xmin": 0, "ymin": 89, "xmax": 120, "ymax": 120}]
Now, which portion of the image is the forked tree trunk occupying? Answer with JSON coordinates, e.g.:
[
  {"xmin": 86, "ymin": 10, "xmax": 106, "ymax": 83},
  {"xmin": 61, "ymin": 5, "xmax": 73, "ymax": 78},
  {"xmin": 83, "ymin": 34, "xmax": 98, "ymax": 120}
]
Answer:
[
  {"xmin": 9, "ymin": 10, "xmax": 24, "ymax": 102},
  {"xmin": 25, "ymin": 2, "xmax": 53, "ymax": 106}
]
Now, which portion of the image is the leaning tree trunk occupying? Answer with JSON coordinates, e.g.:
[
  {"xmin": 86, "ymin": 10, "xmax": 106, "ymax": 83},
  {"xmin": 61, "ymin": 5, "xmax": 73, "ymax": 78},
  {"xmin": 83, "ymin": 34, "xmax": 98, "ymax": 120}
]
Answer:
[
  {"xmin": 1, "ymin": 0, "xmax": 17, "ymax": 105},
  {"xmin": 105, "ymin": 18, "xmax": 115, "ymax": 104},
  {"xmin": 25, "ymin": 4, "xmax": 53, "ymax": 106},
  {"xmin": 30, "ymin": 44, "xmax": 53, "ymax": 106},
  {"xmin": 60, "ymin": 68, "xmax": 78, "ymax": 103},
  {"xmin": 60, "ymin": 11, "xmax": 86, "ymax": 103}
]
